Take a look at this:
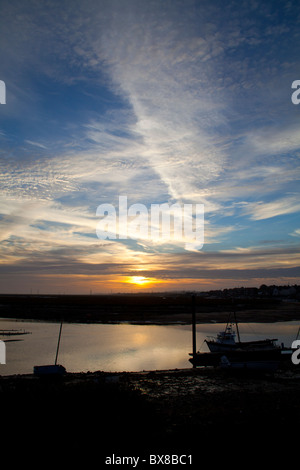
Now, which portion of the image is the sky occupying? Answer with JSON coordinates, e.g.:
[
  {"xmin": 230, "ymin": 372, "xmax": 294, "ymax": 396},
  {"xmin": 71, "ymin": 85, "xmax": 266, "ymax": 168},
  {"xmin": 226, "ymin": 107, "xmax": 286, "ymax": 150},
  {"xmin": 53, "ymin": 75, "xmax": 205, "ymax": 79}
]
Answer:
[{"xmin": 0, "ymin": 0, "xmax": 300, "ymax": 294}]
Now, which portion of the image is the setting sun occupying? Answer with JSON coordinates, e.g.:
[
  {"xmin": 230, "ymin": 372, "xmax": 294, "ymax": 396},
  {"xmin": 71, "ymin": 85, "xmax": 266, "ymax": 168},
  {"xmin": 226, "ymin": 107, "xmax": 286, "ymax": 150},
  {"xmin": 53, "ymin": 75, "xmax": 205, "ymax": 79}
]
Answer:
[{"xmin": 127, "ymin": 276, "xmax": 151, "ymax": 286}]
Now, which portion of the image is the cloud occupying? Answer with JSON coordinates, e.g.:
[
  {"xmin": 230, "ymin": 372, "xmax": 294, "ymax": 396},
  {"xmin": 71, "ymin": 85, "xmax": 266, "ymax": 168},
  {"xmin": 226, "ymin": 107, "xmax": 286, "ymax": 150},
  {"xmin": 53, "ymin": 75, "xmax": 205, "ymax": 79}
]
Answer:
[
  {"xmin": 25, "ymin": 140, "xmax": 48, "ymax": 149},
  {"xmin": 2, "ymin": 0, "xmax": 299, "ymax": 211},
  {"xmin": 241, "ymin": 196, "xmax": 300, "ymax": 221},
  {"xmin": 290, "ymin": 228, "xmax": 300, "ymax": 237},
  {"xmin": 1, "ymin": 242, "xmax": 299, "ymax": 282},
  {"xmin": 72, "ymin": 1, "xmax": 230, "ymax": 203},
  {"xmin": 75, "ymin": 0, "xmax": 300, "ymax": 219},
  {"xmin": 247, "ymin": 126, "xmax": 300, "ymax": 156}
]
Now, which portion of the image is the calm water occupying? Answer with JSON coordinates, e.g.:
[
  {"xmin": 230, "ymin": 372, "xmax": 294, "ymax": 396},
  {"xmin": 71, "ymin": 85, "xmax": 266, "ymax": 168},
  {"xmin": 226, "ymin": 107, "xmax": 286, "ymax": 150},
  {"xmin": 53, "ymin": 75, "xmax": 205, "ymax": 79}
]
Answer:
[{"xmin": 0, "ymin": 318, "xmax": 299, "ymax": 375}]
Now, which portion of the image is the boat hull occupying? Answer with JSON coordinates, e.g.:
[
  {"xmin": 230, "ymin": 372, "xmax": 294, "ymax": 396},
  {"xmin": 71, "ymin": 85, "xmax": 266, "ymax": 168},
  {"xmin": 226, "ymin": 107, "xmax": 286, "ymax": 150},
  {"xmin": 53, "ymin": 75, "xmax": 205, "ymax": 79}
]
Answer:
[
  {"xmin": 219, "ymin": 349, "xmax": 281, "ymax": 371},
  {"xmin": 220, "ymin": 357, "xmax": 279, "ymax": 372},
  {"xmin": 189, "ymin": 352, "xmax": 222, "ymax": 367},
  {"xmin": 190, "ymin": 348, "xmax": 282, "ymax": 371},
  {"xmin": 33, "ymin": 364, "xmax": 66, "ymax": 376},
  {"xmin": 205, "ymin": 338, "xmax": 278, "ymax": 353}
]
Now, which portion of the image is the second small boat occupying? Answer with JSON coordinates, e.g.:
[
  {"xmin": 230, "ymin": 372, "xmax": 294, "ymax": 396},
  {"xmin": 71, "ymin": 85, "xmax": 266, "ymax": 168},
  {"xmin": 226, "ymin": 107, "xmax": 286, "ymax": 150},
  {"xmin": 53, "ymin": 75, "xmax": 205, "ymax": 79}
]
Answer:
[{"xmin": 34, "ymin": 320, "xmax": 66, "ymax": 376}]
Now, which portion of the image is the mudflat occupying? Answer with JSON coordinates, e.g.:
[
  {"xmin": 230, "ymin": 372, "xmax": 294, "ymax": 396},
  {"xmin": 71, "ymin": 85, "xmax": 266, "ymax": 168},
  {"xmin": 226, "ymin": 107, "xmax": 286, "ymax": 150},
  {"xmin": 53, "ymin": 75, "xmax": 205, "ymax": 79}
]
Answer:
[{"xmin": 2, "ymin": 366, "xmax": 300, "ymax": 465}]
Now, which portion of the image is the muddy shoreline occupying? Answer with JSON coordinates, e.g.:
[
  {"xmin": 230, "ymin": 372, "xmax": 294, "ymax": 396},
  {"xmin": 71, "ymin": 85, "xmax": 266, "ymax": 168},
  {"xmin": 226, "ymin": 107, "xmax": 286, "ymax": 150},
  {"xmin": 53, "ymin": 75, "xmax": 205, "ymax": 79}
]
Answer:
[{"xmin": 2, "ymin": 366, "xmax": 300, "ymax": 463}]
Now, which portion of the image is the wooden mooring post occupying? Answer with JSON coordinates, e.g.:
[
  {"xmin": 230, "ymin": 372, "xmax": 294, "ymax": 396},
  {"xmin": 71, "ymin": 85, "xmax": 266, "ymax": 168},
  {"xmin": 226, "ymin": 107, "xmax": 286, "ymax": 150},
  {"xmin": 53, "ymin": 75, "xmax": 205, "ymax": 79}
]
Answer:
[{"xmin": 192, "ymin": 295, "xmax": 196, "ymax": 368}]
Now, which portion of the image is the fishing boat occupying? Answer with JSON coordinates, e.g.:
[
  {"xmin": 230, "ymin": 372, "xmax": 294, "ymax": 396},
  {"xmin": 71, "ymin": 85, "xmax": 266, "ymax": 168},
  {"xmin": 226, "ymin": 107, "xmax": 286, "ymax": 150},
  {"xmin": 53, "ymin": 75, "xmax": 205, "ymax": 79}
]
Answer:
[
  {"xmin": 205, "ymin": 313, "xmax": 279, "ymax": 353},
  {"xmin": 34, "ymin": 321, "xmax": 66, "ymax": 376},
  {"xmin": 189, "ymin": 307, "xmax": 287, "ymax": 372}
]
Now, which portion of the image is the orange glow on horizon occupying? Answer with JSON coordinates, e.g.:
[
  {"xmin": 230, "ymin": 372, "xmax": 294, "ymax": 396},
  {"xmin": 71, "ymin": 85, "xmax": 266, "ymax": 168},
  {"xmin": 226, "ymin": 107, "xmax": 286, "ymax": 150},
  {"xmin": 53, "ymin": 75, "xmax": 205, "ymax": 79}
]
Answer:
[
  {"xmin": 126, "ymin": 276, "xmax": 152, "ymax": 287},
  {"xmin": 15, "ymin": 272, "xmax": 300, "ymax": 295}
]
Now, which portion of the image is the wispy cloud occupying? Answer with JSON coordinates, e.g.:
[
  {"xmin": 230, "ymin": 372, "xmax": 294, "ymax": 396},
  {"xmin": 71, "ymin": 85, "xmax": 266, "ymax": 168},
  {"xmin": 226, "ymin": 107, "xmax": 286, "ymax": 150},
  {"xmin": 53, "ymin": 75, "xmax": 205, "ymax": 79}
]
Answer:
[
  {"xmin": 25, "ymin": 140, "xmax": 48, "ymax": 149},
  {"xmin": 241, "ymin": 196, "xmax": 300, "ymax": 221},
  {"xmin": 246, "ymin": 126, "xmax": 300, "ymax": 157}
]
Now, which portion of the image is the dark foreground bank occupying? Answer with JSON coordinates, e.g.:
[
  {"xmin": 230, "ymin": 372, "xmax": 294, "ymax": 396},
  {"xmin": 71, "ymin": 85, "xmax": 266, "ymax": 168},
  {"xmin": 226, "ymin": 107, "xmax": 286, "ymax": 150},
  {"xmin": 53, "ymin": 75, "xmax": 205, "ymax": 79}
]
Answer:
[
  {"xmin": 2, "ymin": 367, "xmax": 300, "ymax": 467},
  {"xmin": 0, "ymin": 293, "xmax": 299, "ymax": 323}
]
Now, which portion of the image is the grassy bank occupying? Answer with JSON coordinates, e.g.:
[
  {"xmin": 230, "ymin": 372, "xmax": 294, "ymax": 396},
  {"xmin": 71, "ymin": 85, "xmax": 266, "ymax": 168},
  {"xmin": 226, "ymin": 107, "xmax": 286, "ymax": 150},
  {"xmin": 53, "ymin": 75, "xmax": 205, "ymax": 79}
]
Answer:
[{"xmin": 0, "ymin": 293, "xmax": 299, "ymax": 324}]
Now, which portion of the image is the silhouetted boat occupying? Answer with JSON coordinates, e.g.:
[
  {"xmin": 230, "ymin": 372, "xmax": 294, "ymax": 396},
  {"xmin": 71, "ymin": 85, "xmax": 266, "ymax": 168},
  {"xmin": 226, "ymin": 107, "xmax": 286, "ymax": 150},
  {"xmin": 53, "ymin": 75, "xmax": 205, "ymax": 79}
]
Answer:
[
  {"xmin": 33, "ymin": 364, "xmax": 66, "ymax": 376},
  {"xmin": 0, "ymin": 329, "xmax": 31, "ymax": 336},
  {"xmin": 205, "ymin": 313, "xmax": 279, "ymax": 353},
  {"xmin": 189, "ymin": 307, "xmax": 290, "ymax": 371},
  {"xmin": 34, "ymin": 321, "xmax": 66, "ymax": 376}
]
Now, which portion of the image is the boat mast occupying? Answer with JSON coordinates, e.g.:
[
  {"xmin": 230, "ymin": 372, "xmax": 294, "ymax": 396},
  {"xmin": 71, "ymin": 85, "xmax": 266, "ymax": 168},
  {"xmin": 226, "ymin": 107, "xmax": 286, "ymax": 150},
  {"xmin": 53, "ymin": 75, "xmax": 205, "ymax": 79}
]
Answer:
[
  {"xmin": 55, "ymin": 320, "xmax": 63, "ymax": 366},
  {"xmin": 233, "ymin": 311, "xmax": 241, "ymax": 343},
  {"xmin": 225, "ymin": 312, "xmax": 231, "ymax": 332}
]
